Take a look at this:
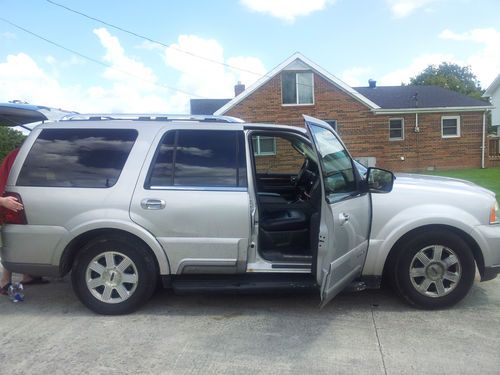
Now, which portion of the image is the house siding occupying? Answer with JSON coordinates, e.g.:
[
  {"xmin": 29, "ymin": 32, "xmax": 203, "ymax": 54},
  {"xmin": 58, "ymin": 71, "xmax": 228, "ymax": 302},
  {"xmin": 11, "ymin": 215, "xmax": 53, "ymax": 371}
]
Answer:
[{"xmin": 226, "ymin": 73, "xmax": 486, "ymax": 172}]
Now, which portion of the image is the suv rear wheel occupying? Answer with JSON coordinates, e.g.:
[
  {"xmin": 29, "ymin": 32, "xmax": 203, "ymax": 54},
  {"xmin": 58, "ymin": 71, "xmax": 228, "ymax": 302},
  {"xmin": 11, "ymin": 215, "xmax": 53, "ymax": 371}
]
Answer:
[
  {"xmin": 393, "ymin": 229, "xmax": 475, "ymax": 309},
  {"xmin": 71, "ymin": 235, "xmax": 157, "ymax": 315}
]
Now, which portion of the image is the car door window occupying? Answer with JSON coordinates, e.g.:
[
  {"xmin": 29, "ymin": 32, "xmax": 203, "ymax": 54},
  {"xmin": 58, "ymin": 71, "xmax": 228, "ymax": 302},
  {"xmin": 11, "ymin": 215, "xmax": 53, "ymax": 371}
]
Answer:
[
  {"xmin": 308, "ymin": 125, "xmax": 357, "ymax": 202},
  {"xmin": 147, "ymin": 130, "xmax": 246, "ymax": 189},
  {"xmin": 17, "ymin": 128, "xmax": 138, "ymax": 188}
]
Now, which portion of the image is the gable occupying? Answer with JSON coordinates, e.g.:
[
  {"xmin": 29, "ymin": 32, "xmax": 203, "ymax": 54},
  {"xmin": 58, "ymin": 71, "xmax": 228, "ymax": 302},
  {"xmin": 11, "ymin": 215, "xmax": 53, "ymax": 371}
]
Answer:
[
  {"xmin": 484, "ymin": 74, "xmax": 500, "ymax": 97},
  {"xmin": 214, "ymin": 52, "xmax": 380, "ymax": 115}
]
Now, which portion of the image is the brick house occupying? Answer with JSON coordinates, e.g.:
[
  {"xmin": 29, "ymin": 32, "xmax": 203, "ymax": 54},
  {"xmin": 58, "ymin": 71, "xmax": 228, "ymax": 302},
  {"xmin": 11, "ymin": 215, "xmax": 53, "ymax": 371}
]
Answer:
[{"xmin": 191, "ymin": 53, "xmax": 493, "ymax": 172}]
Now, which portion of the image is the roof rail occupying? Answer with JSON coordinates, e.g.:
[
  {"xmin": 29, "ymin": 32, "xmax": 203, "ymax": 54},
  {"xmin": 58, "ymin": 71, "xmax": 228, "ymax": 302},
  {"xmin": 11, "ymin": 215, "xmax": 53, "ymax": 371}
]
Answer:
[{"xmin": 60, "ymin": 114, "xmax": 245, "ymax": 123}]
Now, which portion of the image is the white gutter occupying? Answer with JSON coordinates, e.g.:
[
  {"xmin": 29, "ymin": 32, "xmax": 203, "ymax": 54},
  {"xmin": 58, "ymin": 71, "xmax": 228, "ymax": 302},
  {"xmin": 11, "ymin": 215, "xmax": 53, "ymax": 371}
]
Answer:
[
  {"xmin": 372, "ymin": 105, "xmax": 494, "ymax": 115},
  {"xmin": 482, "ymin": 111, "xmax": 486, "ymax": 169}
]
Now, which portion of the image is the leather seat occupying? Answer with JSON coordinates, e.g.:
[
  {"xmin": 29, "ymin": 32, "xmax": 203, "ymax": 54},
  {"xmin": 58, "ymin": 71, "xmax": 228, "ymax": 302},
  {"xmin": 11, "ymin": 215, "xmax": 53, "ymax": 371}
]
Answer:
[{"xmin": 260, "ymin": 209, "xmax": 308, "ymax": 231}]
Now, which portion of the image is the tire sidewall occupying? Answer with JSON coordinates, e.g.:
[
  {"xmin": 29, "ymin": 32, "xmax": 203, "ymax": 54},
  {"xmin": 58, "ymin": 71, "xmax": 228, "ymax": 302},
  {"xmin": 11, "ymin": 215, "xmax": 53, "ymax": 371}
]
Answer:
[
  {"xmin": 72, "ymin": 235, "xmax": 157, "ymax": 315},
  {"xmin": 394, "ymin": 230, "xmax": 475, "ymax": 309}
]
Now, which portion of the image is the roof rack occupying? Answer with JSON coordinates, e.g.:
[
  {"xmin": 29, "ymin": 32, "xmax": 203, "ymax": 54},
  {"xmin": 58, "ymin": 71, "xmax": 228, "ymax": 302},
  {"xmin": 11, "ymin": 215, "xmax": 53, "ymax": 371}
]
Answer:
[{"xmin": 60, "ymin": 114, "xmax": 245, "ymax": 123}]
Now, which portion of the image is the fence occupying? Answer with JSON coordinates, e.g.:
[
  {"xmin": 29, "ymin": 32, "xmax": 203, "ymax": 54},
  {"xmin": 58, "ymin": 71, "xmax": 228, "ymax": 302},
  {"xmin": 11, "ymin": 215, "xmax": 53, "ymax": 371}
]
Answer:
[{"xmin": 489, "ymin": 137, "xmax": 500, "ymax": 167}]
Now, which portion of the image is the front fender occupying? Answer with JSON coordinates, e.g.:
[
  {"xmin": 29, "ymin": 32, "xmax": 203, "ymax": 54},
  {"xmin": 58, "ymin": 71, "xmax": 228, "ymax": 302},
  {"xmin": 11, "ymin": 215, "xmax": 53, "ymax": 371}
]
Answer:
[{"xmin": 363, "ymin": 204, "xmax": 485, "ymax": 276}]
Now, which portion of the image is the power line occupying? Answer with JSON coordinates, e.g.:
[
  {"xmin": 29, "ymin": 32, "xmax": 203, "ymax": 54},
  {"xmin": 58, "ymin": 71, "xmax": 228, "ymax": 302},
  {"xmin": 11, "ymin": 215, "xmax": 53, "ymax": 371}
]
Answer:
[
  {"xmin": 46, "ymin": 0, "xmax": 264, "ymax": 78},
  {"xmin": 45, "ymin": 1, "xmax": 317, "ymax": 92},
  {"xmin": 44, "ymin": 0, "xmax": 316, "ymax": 91},
  {"xmin": 0, "ymin": 17, "xmax": 207, "ymax": 98}
]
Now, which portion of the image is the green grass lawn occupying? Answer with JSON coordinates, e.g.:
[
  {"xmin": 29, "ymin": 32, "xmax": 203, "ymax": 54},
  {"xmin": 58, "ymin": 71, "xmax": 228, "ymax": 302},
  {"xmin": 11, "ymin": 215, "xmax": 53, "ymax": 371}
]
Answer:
[{"xmin": 425, "ymin": 167, "xmax": 500, "ymax": 201}]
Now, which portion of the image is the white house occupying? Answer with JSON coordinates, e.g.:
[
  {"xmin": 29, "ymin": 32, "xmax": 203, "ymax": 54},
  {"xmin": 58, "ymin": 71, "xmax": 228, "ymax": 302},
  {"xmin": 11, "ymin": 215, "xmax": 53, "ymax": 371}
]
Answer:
[{"xmin": 484, "ymin": 74, "xmax": 500, "ymax": 136}]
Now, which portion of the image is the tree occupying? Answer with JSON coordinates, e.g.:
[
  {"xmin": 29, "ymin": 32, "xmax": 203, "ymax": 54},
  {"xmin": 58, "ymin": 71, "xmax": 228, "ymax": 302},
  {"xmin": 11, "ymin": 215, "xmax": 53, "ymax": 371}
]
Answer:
[
  {"xmin": 409, "ymin": 62, "xmax": 495, "ymax": 133},
  {"xmin": 409, "ymin": 62, "xmax": 484, "ymax": 100},
  {"xmin": 0, "ymin": 127, "xmax": 26, "ymax": 162}
]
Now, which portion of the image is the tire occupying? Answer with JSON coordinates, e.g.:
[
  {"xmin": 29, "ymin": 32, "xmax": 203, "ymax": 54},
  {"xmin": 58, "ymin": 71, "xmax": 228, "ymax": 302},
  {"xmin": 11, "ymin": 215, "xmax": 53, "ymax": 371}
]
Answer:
[
  {"xmin": 71, "ymin": 235, "xmax": 158, "ymax": 315},
  {"xmin": 393, "ymin": 229, "xmax": 475, "ymax": 309}
]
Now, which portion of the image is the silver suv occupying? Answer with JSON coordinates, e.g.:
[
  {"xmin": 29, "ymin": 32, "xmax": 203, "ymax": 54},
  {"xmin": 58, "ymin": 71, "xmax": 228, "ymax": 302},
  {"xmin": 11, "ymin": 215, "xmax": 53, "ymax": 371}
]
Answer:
[{"xmin": 1, "ymin": 113, "xmax": 499, "ymax": 314}]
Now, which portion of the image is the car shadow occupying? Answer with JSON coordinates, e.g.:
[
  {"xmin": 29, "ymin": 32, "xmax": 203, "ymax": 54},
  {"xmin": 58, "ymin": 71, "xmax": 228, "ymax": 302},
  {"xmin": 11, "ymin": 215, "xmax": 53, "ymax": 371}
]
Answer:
[{"xmin": 0, "ymin": 274, "xmax": 495, "ymax": 318}]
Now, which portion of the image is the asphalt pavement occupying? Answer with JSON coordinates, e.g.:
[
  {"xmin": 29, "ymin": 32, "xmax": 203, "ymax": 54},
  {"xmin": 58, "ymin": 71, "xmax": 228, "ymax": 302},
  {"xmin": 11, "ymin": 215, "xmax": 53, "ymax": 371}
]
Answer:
[{"xmin": 0, "ymin": 270, "xmax": 499, "ymax": 375}]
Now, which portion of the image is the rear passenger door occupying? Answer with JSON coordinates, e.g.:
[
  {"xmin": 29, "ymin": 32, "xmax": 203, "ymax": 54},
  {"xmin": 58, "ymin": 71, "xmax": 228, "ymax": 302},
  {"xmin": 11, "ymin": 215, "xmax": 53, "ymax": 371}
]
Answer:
[{"xmin": 130, "ymin": 128, "xmax": 250, "ymax": 275}]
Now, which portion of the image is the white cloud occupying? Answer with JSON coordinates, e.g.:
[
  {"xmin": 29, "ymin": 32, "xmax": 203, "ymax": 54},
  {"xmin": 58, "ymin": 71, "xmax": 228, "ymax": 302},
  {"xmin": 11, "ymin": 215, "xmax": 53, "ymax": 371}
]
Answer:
[
  {"xmin": 378, "ymin": 53, "xmax": 455, "ymax": 85},
  {"xmin": 93, "ymin": 28, "xmax": 158, "ymax": 91},
  {"xmin": 339, "ymin": 67, "xmax": 373, "ymax": 87},
  {"xmin": 163, "ymin": 34, "xmax": 266, "ymax": 99},
  {"xmin": 0, "ymin": 52, "xmax": 80, "ymax": 108},
  {"xmin": 0, "ymin": 29, "xmax": 266, "ymax": 115},
  {"xmin": 440, "ymin": 27, "xmax": 500, "ymax": 85},
  {"xmin": 386, "ymin": 0, "xmax": 440, "ymax": 18},
  {"xmin": 240, "ymin": 0, "xmax": 335, "ymax": 22}
]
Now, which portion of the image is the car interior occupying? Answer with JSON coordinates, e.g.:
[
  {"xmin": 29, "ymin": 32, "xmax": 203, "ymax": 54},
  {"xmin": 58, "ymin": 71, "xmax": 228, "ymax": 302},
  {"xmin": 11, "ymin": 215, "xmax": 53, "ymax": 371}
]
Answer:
[{"xmin": 250, "ymin": 132, "xmax": 322, "ymax": 264}]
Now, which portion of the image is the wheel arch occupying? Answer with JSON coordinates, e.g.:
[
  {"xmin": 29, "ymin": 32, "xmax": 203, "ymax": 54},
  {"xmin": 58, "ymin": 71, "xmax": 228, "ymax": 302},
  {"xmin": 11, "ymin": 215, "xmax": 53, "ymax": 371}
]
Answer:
[
  {"xmin": 382, "ymin": 224, "xmax": 485, "ymax": 282},
  {"xmin": 59, "ymin": 228, "xmax": 168, "ymax": 277}
]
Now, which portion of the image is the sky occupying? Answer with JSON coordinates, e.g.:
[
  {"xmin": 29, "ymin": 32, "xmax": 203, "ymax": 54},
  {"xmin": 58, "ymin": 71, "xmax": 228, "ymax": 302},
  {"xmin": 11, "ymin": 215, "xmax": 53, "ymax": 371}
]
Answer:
[{"xmin": 1, "ymin": 0, "xmax": 499, "ymax": 114}]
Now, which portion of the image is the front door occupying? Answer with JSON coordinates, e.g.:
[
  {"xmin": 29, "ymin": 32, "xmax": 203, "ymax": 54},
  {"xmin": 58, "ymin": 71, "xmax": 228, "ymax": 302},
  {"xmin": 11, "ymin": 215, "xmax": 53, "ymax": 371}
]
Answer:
[{"xmin": 303, "ymin": 115, "xmax": 371, "ymax": 306}]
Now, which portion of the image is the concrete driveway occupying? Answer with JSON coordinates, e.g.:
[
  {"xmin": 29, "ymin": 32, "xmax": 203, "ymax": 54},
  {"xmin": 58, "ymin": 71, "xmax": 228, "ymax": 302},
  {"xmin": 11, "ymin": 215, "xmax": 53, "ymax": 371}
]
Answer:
[{"xmin": 0, "ymin": 273, "xmax": 499, "ymax": 375}]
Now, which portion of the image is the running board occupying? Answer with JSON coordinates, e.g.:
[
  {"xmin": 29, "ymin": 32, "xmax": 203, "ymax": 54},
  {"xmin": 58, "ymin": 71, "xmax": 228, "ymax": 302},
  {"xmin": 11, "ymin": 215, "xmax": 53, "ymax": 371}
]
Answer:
[{"xmin": 171, "ymin": 274, "xmax": 317, "ymax": 295}]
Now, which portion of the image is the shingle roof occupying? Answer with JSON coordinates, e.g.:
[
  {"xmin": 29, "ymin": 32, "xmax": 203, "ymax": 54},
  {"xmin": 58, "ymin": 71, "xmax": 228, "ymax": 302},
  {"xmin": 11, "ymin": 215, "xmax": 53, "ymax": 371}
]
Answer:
[
  {"xmin": 190, "ymin": 99, "xmax": 231, "ymax": 115},
  {"xmin": 354, "ymin": 85, "xmax": 490, "ymax": 109}
]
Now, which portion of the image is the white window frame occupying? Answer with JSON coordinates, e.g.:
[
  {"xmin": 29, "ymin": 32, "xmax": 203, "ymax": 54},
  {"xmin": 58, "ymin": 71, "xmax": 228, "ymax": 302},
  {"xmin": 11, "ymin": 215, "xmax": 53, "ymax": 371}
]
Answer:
[
  {"xmin": 281, "ymin": 71, "xmax": 314, "ymax": 106},
  {"xmin": 441, "ymin": 116, "xmax": 461, "ymax": 138},
  {"xmin": 389, "ymin": 118, "xmax": 404, "ymax": 141},
  {"xmin": 253, "ymin": 136, "xmax": 276, "ymax": 156}
]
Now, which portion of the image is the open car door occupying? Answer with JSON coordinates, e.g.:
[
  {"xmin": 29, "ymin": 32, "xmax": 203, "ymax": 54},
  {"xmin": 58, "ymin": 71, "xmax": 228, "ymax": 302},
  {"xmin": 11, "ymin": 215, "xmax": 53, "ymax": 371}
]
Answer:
[
  {"xmin": 0, "ymin": 102, "xmax": 76, "ymax": 130},
  {"xmin": 303, "ymin": 115, "xmax": 371, "ymax": 307}
]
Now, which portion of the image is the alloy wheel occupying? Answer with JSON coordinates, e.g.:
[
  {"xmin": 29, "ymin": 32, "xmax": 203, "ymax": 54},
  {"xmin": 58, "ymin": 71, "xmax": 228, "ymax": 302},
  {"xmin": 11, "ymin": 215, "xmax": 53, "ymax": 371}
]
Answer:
[{"xmin": 409, "ymin": 245, "xmax": 461, "ymax": 298}]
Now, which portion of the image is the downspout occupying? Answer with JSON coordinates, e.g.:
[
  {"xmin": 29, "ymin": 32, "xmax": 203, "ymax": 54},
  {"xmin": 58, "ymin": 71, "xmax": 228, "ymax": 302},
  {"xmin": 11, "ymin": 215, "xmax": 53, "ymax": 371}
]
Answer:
[
  {"xmin": 415, "ymin": 112, "xmax": 420, "ymax": 170},
  {"xmin": 481, "ymin": 111, "xmax": 486, "ymax": 169}
]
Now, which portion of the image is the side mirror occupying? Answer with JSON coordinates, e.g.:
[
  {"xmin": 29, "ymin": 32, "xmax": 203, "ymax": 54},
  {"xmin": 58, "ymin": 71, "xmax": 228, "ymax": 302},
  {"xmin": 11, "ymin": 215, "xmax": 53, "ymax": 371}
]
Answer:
[{"xmin": 367, "ymin": 167, "xmax": 395, "ymax": 193}]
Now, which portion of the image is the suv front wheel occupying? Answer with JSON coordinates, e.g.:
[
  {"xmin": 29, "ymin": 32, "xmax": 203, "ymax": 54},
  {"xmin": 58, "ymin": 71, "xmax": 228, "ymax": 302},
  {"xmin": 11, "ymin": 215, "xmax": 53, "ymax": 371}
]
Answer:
[
  {"xmin": 72, "ymin": 235, "xmax": 158, "ymax": 315},
  {"xmin": 393, "ymin": 229, "xmax": 475, "ymax": 309}
]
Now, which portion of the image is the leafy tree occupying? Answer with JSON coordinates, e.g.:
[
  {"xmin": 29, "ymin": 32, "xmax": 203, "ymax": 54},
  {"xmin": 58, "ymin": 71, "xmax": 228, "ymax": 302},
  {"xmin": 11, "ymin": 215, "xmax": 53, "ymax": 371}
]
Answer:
[
  {"xmin": 0, "ymin": 127, "xmax": 26, "ymax": 162},
  {"xmin": 409, "ymin": 62, "xmax": 484, "ymax": 100},
  {"xmin": 410, "ymin": 62, "xmax": 495, "ymax": 133}
]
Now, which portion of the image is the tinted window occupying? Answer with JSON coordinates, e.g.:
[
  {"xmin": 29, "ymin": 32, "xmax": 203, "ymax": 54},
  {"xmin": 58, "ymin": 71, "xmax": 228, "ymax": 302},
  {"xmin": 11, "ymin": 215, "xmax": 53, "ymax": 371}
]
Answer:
[
  {"xmin": 17, "ymin": 129, "xmax": 137, "ymax": 188},
  {"xmin": 309, "ymin": 125, "xmax": 357, "ymax": 202},
  {"xmin": 148, "ymin": 130, "xmax": 246, "ymax": 188}
]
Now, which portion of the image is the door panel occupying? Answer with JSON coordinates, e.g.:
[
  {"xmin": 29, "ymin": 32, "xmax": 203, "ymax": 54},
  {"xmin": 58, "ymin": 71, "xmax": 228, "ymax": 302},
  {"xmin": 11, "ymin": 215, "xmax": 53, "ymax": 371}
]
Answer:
[
  {"xmin": 317, "ymin": 196, "xmax": 370, "ymax": 306},
  {"xmin": 130, "ymin": 190, "xmax": 250, "ymax": 274},
  {"xmin": 130, "ymin": 128, "xmax": 250, "ymax": 275},
  {"xmin": 303, "ymin": 115, "xmax": 371, "ymax": 306}
]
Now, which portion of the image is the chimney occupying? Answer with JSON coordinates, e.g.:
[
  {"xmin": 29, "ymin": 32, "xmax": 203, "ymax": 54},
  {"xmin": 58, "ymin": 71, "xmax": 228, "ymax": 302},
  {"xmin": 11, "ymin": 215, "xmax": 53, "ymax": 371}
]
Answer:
[
  {"xmin": 368, "ymin": 79, "xmax": 377, "ymax": 88},
  {"xmin": 234, "ymin": 81, "xmax": 245, "ymax": 97}
]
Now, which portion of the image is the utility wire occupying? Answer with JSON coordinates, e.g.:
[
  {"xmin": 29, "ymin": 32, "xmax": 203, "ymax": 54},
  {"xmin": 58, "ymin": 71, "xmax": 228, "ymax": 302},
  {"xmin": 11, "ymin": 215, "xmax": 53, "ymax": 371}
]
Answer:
[
  {"xmin": 46, "ymin": 0, "xmax": 263, "ymax": 78},
  {"xmin": 44, "ymin": 0, "xmax": 316, "ymax": 91},
  {"xmin": 45, "ymin": 0, "xmax": 313, "ymax": 91},
  {"xmin": 0, "ymin": 17, "xmax": 207, "ymax": 98}
]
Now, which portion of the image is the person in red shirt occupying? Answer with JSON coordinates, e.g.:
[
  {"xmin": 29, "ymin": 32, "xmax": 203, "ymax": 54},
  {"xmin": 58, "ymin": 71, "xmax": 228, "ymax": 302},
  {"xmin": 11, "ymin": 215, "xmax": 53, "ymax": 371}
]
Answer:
[{"xmin": 0, "ymin": 148, "xmax": 48, "ymax": 294}]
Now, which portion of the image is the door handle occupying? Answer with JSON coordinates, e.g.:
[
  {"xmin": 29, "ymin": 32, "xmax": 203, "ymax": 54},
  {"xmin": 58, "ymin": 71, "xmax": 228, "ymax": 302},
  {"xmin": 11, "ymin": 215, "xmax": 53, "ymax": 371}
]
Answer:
[
  {"xmin": 339, "ymin": 212, "xmax": 350, "ymax": 225},
  {"xmin": 141, "ymin": 199, "xmax": 166, "ymax": 210}
]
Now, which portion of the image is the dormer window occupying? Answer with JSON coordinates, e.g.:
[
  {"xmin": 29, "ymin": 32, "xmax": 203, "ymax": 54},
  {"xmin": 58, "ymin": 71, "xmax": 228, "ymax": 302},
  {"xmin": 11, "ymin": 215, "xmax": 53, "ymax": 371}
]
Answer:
[{"xmin": 282, "ymin": 71, "xmax": 314, "ymax": 105}]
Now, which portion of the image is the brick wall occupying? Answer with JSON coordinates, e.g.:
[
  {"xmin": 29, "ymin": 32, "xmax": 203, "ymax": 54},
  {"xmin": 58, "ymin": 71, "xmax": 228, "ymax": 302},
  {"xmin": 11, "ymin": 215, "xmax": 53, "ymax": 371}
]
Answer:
[{"xmin": 226, "ymin": 73, "xmax": 486, "ymax": 172}]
